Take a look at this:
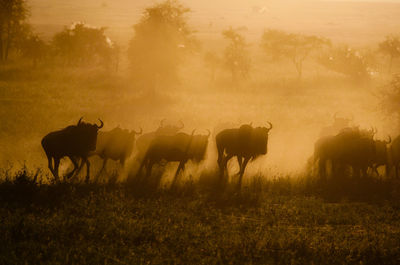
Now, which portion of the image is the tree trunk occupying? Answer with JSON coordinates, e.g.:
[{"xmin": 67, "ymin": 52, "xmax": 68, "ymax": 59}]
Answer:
[
  {"xmin": 4, "ymin": 20, "xmax": 11, "ymax": 61},
  {"xmin": 0, "ymin": 24, "xmax": 3, "ymax": 61}
]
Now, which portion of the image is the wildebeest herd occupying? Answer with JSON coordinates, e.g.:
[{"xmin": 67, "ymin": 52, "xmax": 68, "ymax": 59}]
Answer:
[{"xmin": 41, "ymin": 116, "xmax": 400, "ymax": 189}]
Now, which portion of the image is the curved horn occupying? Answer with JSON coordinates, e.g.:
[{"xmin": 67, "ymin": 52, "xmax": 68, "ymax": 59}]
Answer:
[
  {"xmin": 96, "ymin": 119, "xmax": 104, "ymax": 129},
  {"xmin": 160, "ymin": 118, "xmax": 166, "ymax": 128},
  {"xmin": 266, "ymin": 121, "xmax": 273, "ymax": 130},
  {"xmin": 178, "ymin": 120, "xmax": 184, "ymax": 129},
  {"xmin": 205, "ymin": 129, "xmax": 211, "ymax": 138},
  {"xmin": 77, "ymin": 117, "xmax": 83, "ymax": 125},
  {"xmin": 385, "ymin": 135, "xmax": 392, "ymax": 144},
  {"xmin": 373, "ymin": 127, "xmax": 378, "ymax": 135},
  {"xmin": 134, "ymin": 127, "xmax": 143, "ymax": 135}
]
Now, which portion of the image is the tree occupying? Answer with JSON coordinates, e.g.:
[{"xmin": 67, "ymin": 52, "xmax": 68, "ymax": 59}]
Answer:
[
  {"xmin": 318, "ymin": 45, "xmax": 370, "ymax": 80},
  {"xmin": 128, "ymin": 0, "xmax": 197, "ymax": 89},
  {"xmin": 52, "ymin": 22, "xmax": 117, "ymax": 68},
  {"xmin": 380, "ymin": 74, "xmax": 400, "ymax": 129},
  {"xmin": 261, "ymin": 29, "xmax": 329, "ymax": 79},
  {"xmin": 379, "ymin": 35, "xmax": 400, "ymax": 73},
  {"xmin": 19, "ymin": 33, "xmax": 48, "ymax": 67},
  {"xmin": 222, "ymin": 28, "xmax": 251, "ymax": 82},
  {"xmin": 0, "ymin": 0, "xmax": 29, "ymax": 61}
]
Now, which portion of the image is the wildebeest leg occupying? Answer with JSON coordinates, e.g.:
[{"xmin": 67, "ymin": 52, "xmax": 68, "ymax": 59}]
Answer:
[
  {"xmin": 65, "ymin": 156, "xmax": 80, "ymax": 179},
  {"xmin": 145, "ymin": 161, "xmax": 153, "ymax": 178},
  {"xmin": 85, "ymin": 158, "xmax": 91, "ymax": 183},
  {"xmin": 97, "ymin": 158, "xmax": 108, "ymax": 177},
  {"xmin": 318, "ymin": 158, "xmax": 326, "ymax": 181},
  {"xmin": 237, "ymin": 157, "xmax": 250, "ymax": 190},
  {"xmin": 46, "ymin": 156, "xmax": 56, "ymax": 179},
  {"xmin": 172, "ymin": 160, "xmax": 186, "ymax": 187},
  {"xmin": 53, "ymin": 158, "xmax": 60, "ymax": 182},
  {"xmin": 236, "ymin": 156, "xmax": 243, "ymax": 175}
]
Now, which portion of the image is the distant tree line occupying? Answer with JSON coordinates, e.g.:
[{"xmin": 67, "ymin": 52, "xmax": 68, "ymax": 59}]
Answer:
[{"xmin": 2, "ymin": 0, "xmax": 400, "ymax": 85}]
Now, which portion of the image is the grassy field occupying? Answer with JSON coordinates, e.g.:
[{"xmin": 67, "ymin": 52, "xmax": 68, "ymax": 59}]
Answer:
[
  {"xmin": 2, "ymin": 1, "xmax": 400, "ymax": 263},
  {"xmin": 1, "ymin": 169, "xmax": 400, "ymax": 264}
]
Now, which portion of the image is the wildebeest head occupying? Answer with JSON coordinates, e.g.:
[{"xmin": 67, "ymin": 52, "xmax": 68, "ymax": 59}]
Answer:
[
  {"xmin": 77, "ymin": 117, "xmax": 104, "ymax": 151},
  {"xmin": 252, "ymin": 122, "xmax": 273, "ymax": 155},
  {"xmin": 333, "ymin": 112, "xmax": 353, "ymax": 130},
  {"xmin": 189, "ymin": 130, "xmax": 211, "ymax": 162},
  {"xmin": 155, "ymin": 119, "xmax": 184, "ymax": 135},
  {"xmin": 374, "ymin": 136, "xmax": 391, "ymax": 165}
]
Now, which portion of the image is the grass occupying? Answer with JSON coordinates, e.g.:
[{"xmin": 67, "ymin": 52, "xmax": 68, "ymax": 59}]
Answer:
[{"xmin": 1, "ymin": 168, "xmax": 400, "ymax": 264}]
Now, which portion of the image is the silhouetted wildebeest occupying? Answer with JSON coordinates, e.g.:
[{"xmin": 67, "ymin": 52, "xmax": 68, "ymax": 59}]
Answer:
[
  {"xmin": 135, "ymin": 119, "xmax": 185, "ymax": 158},
  {"xmin": 371, "ymin": 136, "xmax": 391, "ymax": 175},
  {"xmin": 216, "ymin": 122, "xmax": 273, "ymax": 189},
  {"xmin": 41, "ymin": 117, "xmax": 104, "ymax": 182},
  {"xmin": 314, "ymin": 127, "xmax": 376, "ymax": 179},
  {"xmin": 137, "ymin": 130, "xmax": 210, "ymax": 185},
  {"xmin": 389, "ymin": 135, "xmax": 400, "ymax": 177},
  {"xmin": 92, "ymin": 126, "xmax": 142, "ymax": 174},
  {"xmin": 319, "ymin": 112, "xmax": 354, "ymax": 137}
]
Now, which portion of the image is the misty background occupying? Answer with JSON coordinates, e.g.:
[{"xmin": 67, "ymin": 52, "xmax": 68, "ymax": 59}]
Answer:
[{"xmin": 1, "ymin": 0, "xmax": 400, "ymax": 178}]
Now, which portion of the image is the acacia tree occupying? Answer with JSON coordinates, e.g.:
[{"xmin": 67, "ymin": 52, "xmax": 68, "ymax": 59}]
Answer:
[
  {"xmin": 379, "ymin": 35, "xmax": 400, "ymax": 73},
  {"xmin": 261, "ymin": 29, "xmax": 329, "ymax": 79},
  {"xmin": 0, "ymin": 0, "xmax": 29, "ymax": 61},
  {"xmin": 19, "ymin": 33, "xmax": 48, "ymax": 67},
  {"xmin": 128, "ymin": 0, "xmax": 197, "ymax": 89},
  {"xmin": 318, "ymin": 45, "xmax": 370, "ymax": 80},
  {"xmin": 52, "ymin": 22, "xmax": 117, "ymax": 68},
  {"xmin": 380, "ymin": 74, "xmax": 400, "ymax": 129},
  {"xmin": 222, "ymin": 28, "xmax": 251, "ymax": 82}
]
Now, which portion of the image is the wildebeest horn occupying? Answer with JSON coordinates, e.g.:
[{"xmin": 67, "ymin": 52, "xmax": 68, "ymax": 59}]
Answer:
[
  {"xmin": 385, "ymin": 135, "xmax": 392, "ymax": 144},
  {"xmin": 96, "ymin": 119, "xmax": 104, "ymax": 129},
  {"xmin": 373, "ymin": 127, "xmax": 378, "ymax": 135},
  {"xmin": 134, "ymin": 128, "xmax": 143, "ymax": 135},
  {"xmin": 266, "ymin": 121, "xmax": 273, "ymax": 130},
  {"xmin": 160, "ymin": 118, "xmax": 166, "ymax": 127},
  {"xmin": 206, "ymin": 129, "xmax": 211, "ymax": 138},
  {"xmin": 77, "ymin": 117, "xmax": 83, "ymax": 125},
  {"xmin": 178, "ymin": 120, "xmax": 184, "ymax": 129}
]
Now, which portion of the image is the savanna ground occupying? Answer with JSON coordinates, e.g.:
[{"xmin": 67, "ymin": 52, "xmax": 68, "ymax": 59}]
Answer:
[{"xmin": 2, "ymin": 0, "xmax": 400, "ymax": 264}]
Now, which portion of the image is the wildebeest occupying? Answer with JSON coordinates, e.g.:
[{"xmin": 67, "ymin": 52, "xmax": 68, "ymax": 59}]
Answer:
[
  {"xmin": 137, "ymin": 130, "xmax": 210, "ymax": 185},
  {"xmin": 41, "ymin": 117, "xmax": 104, "ymax": 182},
  {"xmin": 319, "ymin": 113, "xmax": 354, "ymax": 137},
  {"xmin": 216, "ymin": 122, "xmax": 273, "ymax": 189},
  {"xmin": 314, "ymin": 127, "xmax": 376, "ymax": 179},
  {"xmin": 92, "ymin": 126, "xmax": 142, "ymax": 175},
  {"xmin": 135, "ymin": 119, "xmax": 185, "ymax": 158},
  {"xmin": 371, "ymin": 136, "xmax": 391, "ymax": 175},
  {"xmin": 389, "ymin": 135, "xmax": 400, "ymax": 177}
]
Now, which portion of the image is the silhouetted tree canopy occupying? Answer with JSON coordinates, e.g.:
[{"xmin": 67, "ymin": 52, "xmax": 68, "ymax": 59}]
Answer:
[
  {"xmin": 379, "ymin": 35, "xmax": 400, "ymax": 73},
  {"xmin": 0, "ymin": 0, "xmax": 29, "ymax": 61},
  {"xmin": 52, "ymin": 22, "xmax": 117, "ymax": 68},
  {"xmin": 318, "ymin": 45, "xmax": 370, "ymax": 80},
  {"xmin": 261, "ymin": 29, "xmax": 329, "ymax": 78},
  {"xmin": 128, "ymin": 0, "xmax": 197, "ymax": 89},
  {"xmin": 222, "ymin": 28, "xmax": 251, "ymax": 81},
  {"xmin": 18, "ymin": 33, "xmax": 48, "ymax": 66}
]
